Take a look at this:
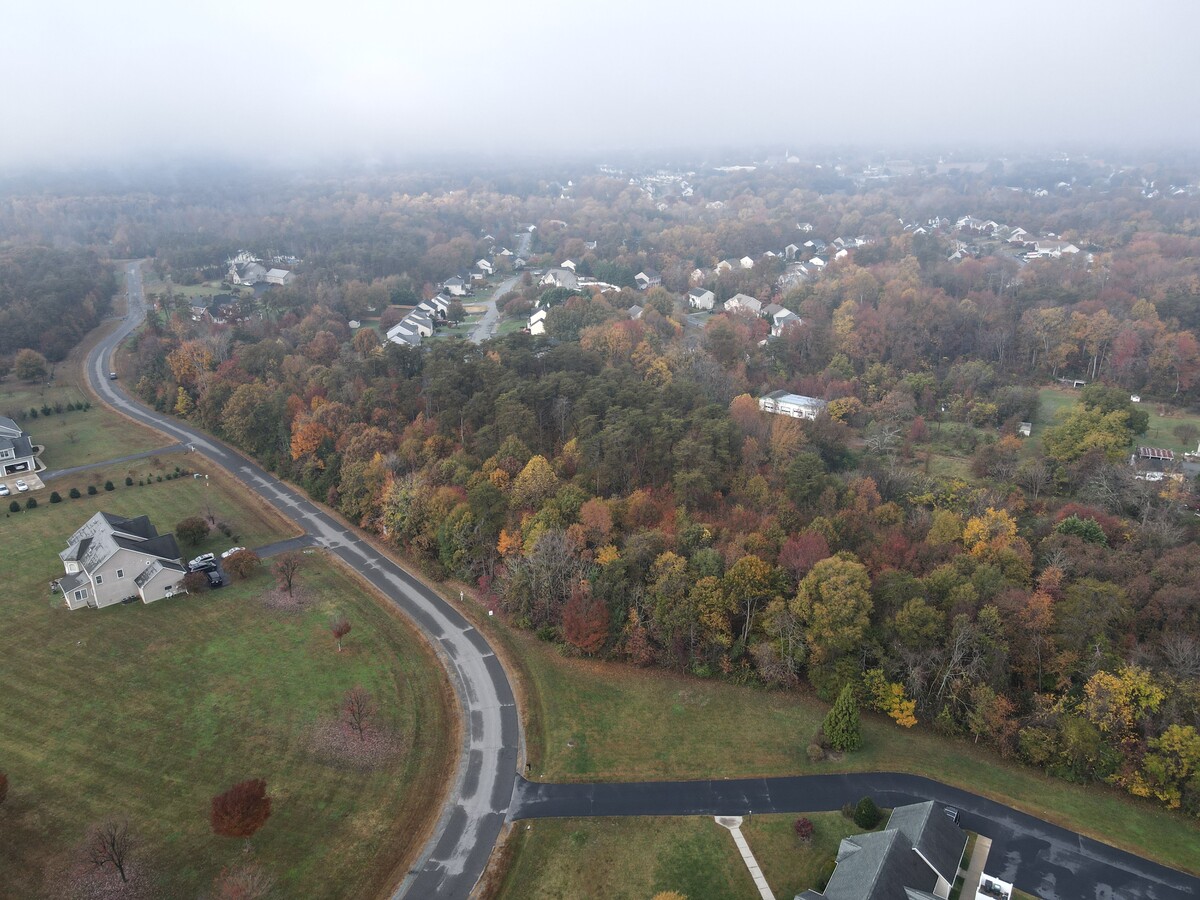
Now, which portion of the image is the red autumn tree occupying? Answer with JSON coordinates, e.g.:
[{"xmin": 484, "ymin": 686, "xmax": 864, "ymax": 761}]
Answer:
[
  {"xmin": 778, "ymin": 532, "xmax": 830, "ymax": 582},
  {"xmin": 562, "ymin": 582, "xmax": 609, "ymax": 655},
  {"xmin": 793, "ymin": 817, "xmax": 814, "ymax": 843},
  {"xmin": 210, "ymin": 779, "xmax": 272, "ymax": 839},
  {"xmin": 330, "ymin": 615, "xmax": 352, "ymax": 652}
]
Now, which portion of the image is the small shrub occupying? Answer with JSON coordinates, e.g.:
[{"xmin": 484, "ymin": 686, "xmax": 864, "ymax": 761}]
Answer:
[
  {"xmin": 794, "ymin": 817, "xmax": 814, "ymax": 843},
  {"xmin": 40, "ymin": 404, "xmax": 52, "ymax": 417},
  {"xmin": 806, "ymin": 743, "xmax": 825, "ymax": 763},
  {"xmin": 87, "ymin": 484, "xmax": 98, "ymax": 495},
  {"xmin": 25, "ymin": 497, "xmax": 37, "ymax": 510},
  {"xmin": 82, "ymin": 401, "xmax": 91, "ymax": 410},
  {"xmin": 125, "ymin": 476, "xmax": 133, "ymax": 486},
  {"xmin": 104, "ymin": 480, "xmax": 114, "ymax": 492},
  {"xmin": 65, "ymin": 401, "xmax": 76, "ymax": 411},
  {"xmin": 8, "ymin": 500, "xmax": 19, "ymax": 513},
  {"xmin": 69, "ymin": 487, "xmax": 81, "ymax": 499},
  {"xmin": 28, "ymin": 408, "xmax": 37, "ymax": 419},
  {"xmin": 156, "ymin": 475, "xmax": 163, "ymax": 482},
  {"xmin": 138, "ymin": 480, "xmax": 144, "ymax": 486},
  {"xmin": 53, "ymin": 402, "xmax": 63, "ymax": 414},
  {"xmin": 49, "ymin": 491, "xmax": 61, "ymax": 503},
  {"xmin": 218, "ymin": 522, "xmax": 233, "ymax": 537},
  {"xmin": 853, "ymin": 796, "xmax": 882, "ymax": 829}
]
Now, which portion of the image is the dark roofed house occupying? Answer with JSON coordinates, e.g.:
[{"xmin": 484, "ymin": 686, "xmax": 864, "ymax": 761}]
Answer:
[
  {"xmin": 0, "ymin": 416, "xmax": 37, "ymax": 477},
  {"xmin": 795, "ymin": 801, "xmax": 965, "ymax": 900},
  {"xmin": 58, "ymin": 512, "xmax": 186, "ymax": 610}
]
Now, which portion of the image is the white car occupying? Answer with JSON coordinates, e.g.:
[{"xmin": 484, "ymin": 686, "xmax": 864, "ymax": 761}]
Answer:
[
  {"xmin": 221, "ymin": 546, "xmax": 246, "ymax": 559},
  {"xmin": 188, "ymin": 553, "xmax": 216, "ymax": 570},
  {"xmin": 14, "ymin": 480, "xmax": 29, "ymax": 492},
  {"xmin": 0, "ymin": 484, "xmax": 9, "ymax": 496}
]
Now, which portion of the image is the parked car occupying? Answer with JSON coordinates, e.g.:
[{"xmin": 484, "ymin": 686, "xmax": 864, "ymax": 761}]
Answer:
[
  {"xmin": 188, "ymin": 552, "xmax": 216, "ymax": 570},
  {"xmin": 221, "ymin": 546, "xmax": 246, "ymax": 559},
  {"xmin": 205, "ymin": 571, "xmax": 224, "ymax": 588},
  {"xmin": 0, "ymin": 484, "xmax": 9, "ymax": 497},
  {"xmin": 14, "ymin": 480, "xmax": 29, "ymax": 492},
  {"xmin": 109, "ymin": 372, "xmax": 118, "ymax": 380}
]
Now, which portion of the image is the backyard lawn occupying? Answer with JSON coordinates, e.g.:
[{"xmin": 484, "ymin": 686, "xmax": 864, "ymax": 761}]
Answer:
[
  {"xmin": 1036, "ymin": 385, "xmax": 1200, "ymax": 454},
  {"xmin": 506, "ymin": 631, "xmax": 1200, "ymax": 876},
  {"xmin": 0, "ymin": 462, "xmax": 453, "ymax": 898}
]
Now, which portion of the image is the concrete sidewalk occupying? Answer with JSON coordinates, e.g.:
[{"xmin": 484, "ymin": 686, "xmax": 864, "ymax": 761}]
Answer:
[
  {"xmin": 960, "ymin": 834, "xmax": 992, "ymax": 900},
  {"xmin": 716, "ymin": 816, "xmax": 775, "ymax": 900}
]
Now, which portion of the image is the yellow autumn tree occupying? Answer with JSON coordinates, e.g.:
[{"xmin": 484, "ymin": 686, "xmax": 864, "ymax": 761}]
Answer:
[
  {"xmin": 863, "ymin": 668, "xmax": 917, "ymax": 728},
  {"xmin": 962, "ymin": 507, "xmax": 1018, "ymax": 555},
  {"xmin": 510, "ymin": 455, "xmax": 558, "ymax": 509}
]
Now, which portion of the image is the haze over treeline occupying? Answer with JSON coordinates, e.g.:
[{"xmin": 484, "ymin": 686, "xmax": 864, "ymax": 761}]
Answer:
[{"xmin": 3, "ymin": 0, "xmax": 1198, "ymax": 170}]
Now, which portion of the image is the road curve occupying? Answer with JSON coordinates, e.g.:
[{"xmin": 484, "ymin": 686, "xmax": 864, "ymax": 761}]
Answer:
[
  {"xmin": 513, "ymin": 774, "xmax": 1200, "ymax": 900},
  {"xmin": 95, "ymin": 263, "xmax": 520, "ymax": 899}
]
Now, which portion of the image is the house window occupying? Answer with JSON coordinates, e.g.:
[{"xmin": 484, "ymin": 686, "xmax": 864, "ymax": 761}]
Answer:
[
  {"xmin": 74, "ymin": 589, "xmax": 87, "ymax": 601},
  {"xmin": 95, "ymin": 575, "xmax": 103, "ymax": 585},
  {"xmin": 116, "ymin": 569, "xmax": 124, "ymax": 578}
]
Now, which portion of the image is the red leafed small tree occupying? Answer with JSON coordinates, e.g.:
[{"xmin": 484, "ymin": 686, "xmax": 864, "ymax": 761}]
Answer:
[
  {"xmin": 562, "ymin": 582, "xmax": 609, "ymax": 655},
  {"xmin": 793, "ymin": 816, "xmax": 814, "ymax": 843},
  {"xmin": 330, "ymin": 615, "xmax": 352, "ymax": 652},
  {"xmin": 211, "ymin": 779, "xmax": 272, "ymax": 839}
]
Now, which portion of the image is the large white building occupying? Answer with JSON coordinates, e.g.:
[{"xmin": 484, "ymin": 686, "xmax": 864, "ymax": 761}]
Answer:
[{"xmin": 758, "ymin": 390, "xmax": 827, "ymax": 420}]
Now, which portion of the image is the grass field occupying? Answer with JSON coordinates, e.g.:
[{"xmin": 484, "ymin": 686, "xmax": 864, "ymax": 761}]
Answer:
[
  {"xmin": 495, "ymin": 816, "xmax": 755, "ymax": 900},
  {"xmin": 493, "ymin": 811, "xmax": 863, "ymax": 900},
  {"xmin": 509, "ymin": 632, "xmax": 1200, "ymax": 876},
  {"xmin": 0, "ymin": 467, "xmax": 453, "ymax": 897},
  {"xmin": 0, "ymin": 373, "xmax": 168, "ymax": 474},
  {"xmin": 1036, "ymin": 386, "xmax": 1200, "ymax": 454}
]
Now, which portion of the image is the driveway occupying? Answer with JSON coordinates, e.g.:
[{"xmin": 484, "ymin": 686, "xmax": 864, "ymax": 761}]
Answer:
[{"xmin": 511, "ymin": 774, "xmax": 1200, "ymax": 900}]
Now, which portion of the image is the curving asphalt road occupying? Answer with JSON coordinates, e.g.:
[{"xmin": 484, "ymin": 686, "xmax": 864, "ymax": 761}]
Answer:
[
  {"xmin": 513, "ymin": 774, "xmax": 1200, "ymax": 900},
  {"xmin": 95, "ymin": 263, "xmax": 521, "ymax": 900}
]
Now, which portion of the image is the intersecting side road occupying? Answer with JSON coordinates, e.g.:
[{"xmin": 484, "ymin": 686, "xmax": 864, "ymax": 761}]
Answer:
[
  {"xmin": 94, "ymin": 263, "xmax": 520, "ymax": 900},
  {"xmin": 512, "ymin": 773, "xmax": 1200, "ymax": 900}
]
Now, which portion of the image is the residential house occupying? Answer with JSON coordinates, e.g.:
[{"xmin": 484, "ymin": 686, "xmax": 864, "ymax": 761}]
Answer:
[
  {"xmin": 688, "ymin": 288, "xmax": 715, "ymax": 311},
  {"xmin": 628, "ymin": 305, "xmax": 644, "ymax": 320},
  {"xmin": 809, "ymin": 256, "xmax": 826, "ymax": 269},
  {"xmin": 715, "ymin": 259, "xmax": 736, "ymax": 274},
  {"xmin": 443, "ymin": 276, "xmax": 469, "ymax": 297},
  {"xmin": 265, "ymin": 268, "xmax": 294, "ymax": 286},
  {"xmin": 797, "ymin": 222, "xmax": 814, "ymax": 232},
  {"xmin": 0, "ymin": 416, "xmax": 37, "ymax": 476},
  {"xmin": 404, "ymin": 312, "xmax": 434, "ymax": 338},
  {"xmin": 476, "ymin": 259, "xmax": 495, "ymax": 276},
  {"xmin": 235, "ymin": 262, "xmax": 268, "ymax": 285},
  {"xmin": 803, "ymin": 239, "xmax": 827, "ymax": 253},
  {"xmin": 208, "ymin": 295, "xmax": 238, "ymax": 324},
  {"xmin": 1029, "ymin": 239, "xmax": 1080, "ymax": 259},
  {"xmin": 777, "ymin": 263, "xmax": 811, "ymax": 290},
  {"xmin": 784, "ymin": 243, "xmax": 801, "ymax": 259},
  {"xmin": 540, "ymin": 267, "xmax": 579, "ymax": 290},
  {"xmin": 770, "ymin": 308, "xmax": 802, "ymax": 336},
  {"xmin": 724, "ymin": 293, "xmax": 762, "ymax": 315},
  {"xmin": 689, "ymin": 267, "xmax": 706, "ymax": 284},
  {"xmin": 498, "ymin": 247, "xmax": 514, "ymax": 257},
  {"xmin": 739, "ymin": 256, "xmax": 755, "ymax": 269},
  {"xmin": 189, "ymin": 299, "xmax": 209, "ymax": 321},
  {"xmin": 834, "ymin": 248, "xmax": 849, "ymax": 260},
  {"xmin": 529, "ymin": 308, "xmax": 548, "ymax": 335},
  {"xmin": 796, "ymin": 801, "xmax": 966, "ymax": 900},
  {"xmin": 385, "ymin": 322, "xmax": 421, "ymax": 347},
  {"xmin": 635, "ymin": 269, "xmax": 661, "ymax": 290},
  {"xmin": 560, "ymin": 259, "xmax": 577, "ymax": 272},
  {"xmin": 758, "ymin": 390, "xmax": 827, "ymax": 420},
  {"xmin": 58, "ymin": 512, "xmax": 186, "ymax": 610}
]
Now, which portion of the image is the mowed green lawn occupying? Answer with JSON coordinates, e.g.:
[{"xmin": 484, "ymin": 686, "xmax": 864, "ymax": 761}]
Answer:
[
  {"xmin": 509, "ymin": 633, "xmax": 1200, "ymax": 876},
  {"xmin": 0, "ymin": 376, "xmax": 169, "ymax": 473},
  {"xmin": 495, "ymin": 816, "xmax": 755, "ymax": 900},
  {"xmin": 0, "ymin": 466, "xmax": 453, "ymax": 897},
  {"xmin": 1036, "ymin": 385, "xmax": 1200, "ymax": 455},
  {"xmin": 494, "ymin": 811, "xmax": 863, "ymax": 900}
]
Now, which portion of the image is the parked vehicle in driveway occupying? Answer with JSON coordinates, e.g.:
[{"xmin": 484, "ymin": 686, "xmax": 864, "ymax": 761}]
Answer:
[
  {"xmin": 188, "ymin": 552, "xmax": 216, "ymax": 570},
  {"xmin": 14, "ymin": 480, "xmax": 29, "ymax": 492},
  {"xmin": 205, "ymin": 571, "xmax": 224, "ymax": 588},
  {"xmin": 0, "ymin": 484, "xmax": 9, "ymax": 496},
  {"xmin": 221, "ymin": 546, "xmax": 246, "ymax": 559}
]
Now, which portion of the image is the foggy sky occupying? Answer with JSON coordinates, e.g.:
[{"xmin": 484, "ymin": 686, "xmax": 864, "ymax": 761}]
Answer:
[{"xmin": 4, "ymin": 0, "xmax": 1198, "ymax": 169}]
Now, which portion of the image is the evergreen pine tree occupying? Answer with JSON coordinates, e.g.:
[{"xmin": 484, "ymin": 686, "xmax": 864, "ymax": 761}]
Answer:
[{"xmin": 823, "ymin": 684, "xmax": 863, "ymax": 752}]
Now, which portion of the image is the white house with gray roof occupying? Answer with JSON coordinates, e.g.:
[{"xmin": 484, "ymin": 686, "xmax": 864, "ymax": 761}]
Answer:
[
  {"xmin": 759, "ymin": 390, "xmax": 827, "ymax": 420},
  {"xmin": 0, "ymin": 416, "xmax": 36, "ymax": 477},
  {"xmin": 58, "ymin": 512, "xmax": 186, "ymax": 610},
  {"xmin": 796, "ymin": 801, "xmax": 965, "ymax": 900}
]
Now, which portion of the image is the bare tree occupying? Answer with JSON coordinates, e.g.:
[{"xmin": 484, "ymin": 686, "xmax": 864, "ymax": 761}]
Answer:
[
  {"xmin": 89, "ymin": 819, "xmax": 132, "ymax": 883},
  {"xmin": 273, "ymin": 552, "xmax": 302, "ymax": 596},
  {"xmin": 343, "ymin": 686, "xmax": 375, "ymax": 741},
  {"xmin": 214, "ymin": 862, "xmax": 276, "ymax": 899},
  {"xmin": 1161, "ymin": 634, "xmax": 1200, "ymax": 680},
  {"xmin": 1016, "ymin": 458, "xmax": 1053, "ymax": 501}
]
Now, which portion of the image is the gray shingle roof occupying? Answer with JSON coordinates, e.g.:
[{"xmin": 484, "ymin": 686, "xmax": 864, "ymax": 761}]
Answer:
[{"xmin": 885, "ymin": 801, "xmax": 965, "ymax": 885}]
